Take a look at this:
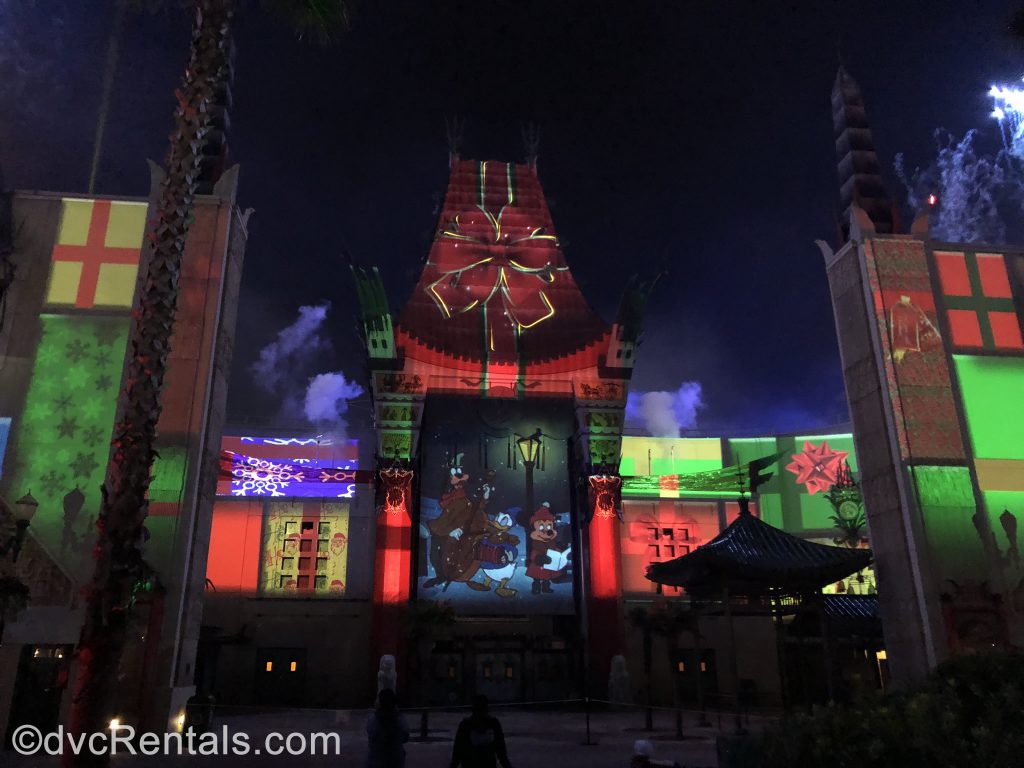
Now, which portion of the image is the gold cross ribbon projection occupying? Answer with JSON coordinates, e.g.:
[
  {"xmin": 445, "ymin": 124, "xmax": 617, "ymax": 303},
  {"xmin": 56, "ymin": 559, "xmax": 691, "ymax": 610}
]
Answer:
[{"xmin": 427, "ymin": 162, "xmax": 566, "ymax": 331}]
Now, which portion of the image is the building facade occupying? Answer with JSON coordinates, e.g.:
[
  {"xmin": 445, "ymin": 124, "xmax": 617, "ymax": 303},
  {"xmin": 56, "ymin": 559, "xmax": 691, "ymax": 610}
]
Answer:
[
  {"xmin": 823, "ymin": 68, "xmax": 1024, "ymax": 686},
  {"xmin": 200, "ymin": 418, "xmax": 877, "ymax": 709},
  {"xmin": 0, "ymin": 169, "xmax": 247, "ymax": 739}
]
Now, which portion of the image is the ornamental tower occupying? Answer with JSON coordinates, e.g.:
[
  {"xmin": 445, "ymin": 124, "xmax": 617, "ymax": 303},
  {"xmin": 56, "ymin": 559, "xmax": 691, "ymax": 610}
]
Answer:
[{"xmin": 353, "ymin": 157, "xmax": 652, "ymax": 699}]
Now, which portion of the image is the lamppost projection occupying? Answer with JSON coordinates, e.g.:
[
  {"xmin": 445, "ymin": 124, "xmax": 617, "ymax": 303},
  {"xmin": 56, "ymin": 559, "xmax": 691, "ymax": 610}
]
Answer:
[
  {"xmin": 1, "ymin": 491, "xmax": 37, "ymax": 645},
  {"xmin": 1, "ymin": 491, "xmax": 39, "ymax": 563},
  {"xmin": 516, "ymin": 429, "xmax": 543, "ymax": 515}
]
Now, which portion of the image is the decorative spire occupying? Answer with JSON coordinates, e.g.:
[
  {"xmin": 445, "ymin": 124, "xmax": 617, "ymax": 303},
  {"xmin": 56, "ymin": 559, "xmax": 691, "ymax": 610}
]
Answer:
[
  {"xmin": 196, "ymin": 39, "xmax": 235, "ymax": 195},
  {"xmin": 522, "ymin": 123, "xmax": 540, "ymax": 170},
  {"xmin": 832, "ymin": 67, "xmax": 895, "ymax": 241}
]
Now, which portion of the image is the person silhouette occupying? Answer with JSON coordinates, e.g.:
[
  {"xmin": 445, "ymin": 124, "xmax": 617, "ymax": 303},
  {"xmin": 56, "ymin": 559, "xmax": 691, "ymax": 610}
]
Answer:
[
  {"xmin": 449, "ymin": 695, "xmax": 512, "ymax": 768},
  {"xmin": 366, "ymin": 688, "xmax": 409, "ymax": 768}
]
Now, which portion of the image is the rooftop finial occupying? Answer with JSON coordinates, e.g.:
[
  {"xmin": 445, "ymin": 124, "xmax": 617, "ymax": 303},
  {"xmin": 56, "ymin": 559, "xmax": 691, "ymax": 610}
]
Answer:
[
  {"xmin": 445, "ymin": 116, "xmax": 464, "ymax": 167},
  {"xmin": 522, "ymin": 123, "xmax": 540, "ymax": 170}
]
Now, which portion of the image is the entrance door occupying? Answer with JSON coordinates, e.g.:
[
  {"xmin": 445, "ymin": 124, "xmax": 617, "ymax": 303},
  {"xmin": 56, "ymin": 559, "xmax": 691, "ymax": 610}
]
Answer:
[
  {"xmin": 254, "ymin": 648, "xmax": 306, "ymax": 707},
  {"xmin": 4, "ymin": 645, "xmax": 72, "ymax": 748},
  {"xmin": 531, "ymin": 651, "xmax": 571, "ymax": 702},
  {"xmin": 675, "ymin": 648, "xmax": 717, "ymax": 703},
  {"xmin": 474, "ymin": 653, "xmax": 520, "ymax": 703}
]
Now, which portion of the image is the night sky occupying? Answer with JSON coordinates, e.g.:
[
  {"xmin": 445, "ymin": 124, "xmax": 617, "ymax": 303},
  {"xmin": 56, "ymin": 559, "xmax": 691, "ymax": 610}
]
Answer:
[{"xmin": 1, "ymin": 0, "xmax": 1017, "ymax": 440}]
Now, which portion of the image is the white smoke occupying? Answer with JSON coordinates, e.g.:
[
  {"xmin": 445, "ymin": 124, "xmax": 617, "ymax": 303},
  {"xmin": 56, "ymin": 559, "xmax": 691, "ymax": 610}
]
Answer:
[
  {"xmin": 626, "ymin": 382, "xmax": 705, "ymax": 437},
  {"xmin": 251, "ymin": 303, "xmax": 331, "ymax": 391},
  {"xmin": 896, "ymin": 129, "xmax": 1024, "ymax": 244},
  {"xmin": 251, "ymin": 303, "xmax": 364, "ymax": 430},
  {"xmin": 304, "ymin": 372, "xmax": 363, "ymax": 424}
]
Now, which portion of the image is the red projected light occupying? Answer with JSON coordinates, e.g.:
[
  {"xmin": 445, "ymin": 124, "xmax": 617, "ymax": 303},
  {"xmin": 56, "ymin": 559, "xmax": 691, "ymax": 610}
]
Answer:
[{"xmin": 928, "ymin": 194, "xmax": 937, "ymax": 206}]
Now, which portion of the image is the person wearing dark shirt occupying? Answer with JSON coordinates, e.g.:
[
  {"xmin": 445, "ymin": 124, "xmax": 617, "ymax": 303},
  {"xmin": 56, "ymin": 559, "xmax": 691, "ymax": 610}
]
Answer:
[
  {"xmin": 449, "ymin": 695, "xmax": 512, "ymax": 768},
  {"xmin": 366, "ymin": 688, "xmax": 409, "ymax": 768}
]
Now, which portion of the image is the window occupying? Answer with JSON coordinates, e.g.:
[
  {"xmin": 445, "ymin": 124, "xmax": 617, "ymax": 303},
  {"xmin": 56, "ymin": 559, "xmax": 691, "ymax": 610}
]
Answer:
[
  {"xmin": 261, "ymin": 502, "xmax": 350, "ymax": 597},
  {"xmin": 265, "ymin": 661, "xmax": 273, "ymax": 672},
  {"xmin": 646, "ymin": 526, "xmax": 694, "ymax": 595}
]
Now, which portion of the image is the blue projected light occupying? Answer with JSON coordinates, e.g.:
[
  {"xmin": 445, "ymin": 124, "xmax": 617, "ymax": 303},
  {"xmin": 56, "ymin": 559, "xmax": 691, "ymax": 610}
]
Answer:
[{"xmin": 219, "ymin": 435, "xmax": 359, "ymax": 498}]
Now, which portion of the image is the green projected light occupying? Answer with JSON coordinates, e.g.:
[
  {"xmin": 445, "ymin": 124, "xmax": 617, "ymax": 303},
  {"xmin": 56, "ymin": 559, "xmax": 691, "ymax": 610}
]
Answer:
[
  {"xmin": 6, "ymin": 314, "xmax": 129, "ymax": 579},
  {"xmin": 953, "ymin": 356, "xmax": 1024, "ymax": 460},
  {"xmin": 910, "ymin": 465, "xmax": 985, "ymax": 580}
]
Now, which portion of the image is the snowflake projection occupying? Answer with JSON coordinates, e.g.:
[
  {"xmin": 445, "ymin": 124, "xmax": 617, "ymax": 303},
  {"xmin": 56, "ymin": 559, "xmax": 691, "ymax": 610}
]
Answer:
[
  {"xmin": 65, "ymin": 339, "xmax": 89, "ymax": 362},
  {"xmin": 36, "ymin": 344, "xmax": 61, "ymax": 366},
  {"xmin": 70, "ymin": 451, "xmax": 99, "ymax": 480},
  {"xmin": 242, "ymin": 437, "xmax": 323, "ymax": 446},
  {"xmin": 82, "ymin": 426, "xmax": 106, "ymax": 445},
  {"xmin": 40, "ymin": 469, "xmax": 66, "ymax": 496},
  {"xmin": 53, "ymin": 393, "xmax": 74, "ymax": 411},
  {"xmin": 786, "ymin": 441, "xmax": 850, "ymax": 495},
  {"xmin": 56, "ymin": 418, "xmax": 78, "ymax": 438},
  {"xmin": 80, "ymin": 398, "xmax": 105, "ymax": 421},
  {"xmin": 230, "ymin": 456, "xmax": 306, "ymax": 497},
  {"xmin": 318, "ymin": 468, "xmax": 357, "ymax": 483},
  {"xmin": 93, "ymin": 322, "xmax": 124, "ymax": 347},
  {"xmin": 65, "ymin": 366, "xmax": 91, "ymax": 389},
  {"xmin": 95, "ymin": 374, "xmax": 113, "ymax": 390}
]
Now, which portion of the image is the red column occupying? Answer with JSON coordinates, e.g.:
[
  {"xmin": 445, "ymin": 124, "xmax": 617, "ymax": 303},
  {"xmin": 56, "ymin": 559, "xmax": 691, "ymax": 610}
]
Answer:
[
  {"xmin": 372, "ymin": 469, "xmax": 414, "ymax": 678},
  {"xmin": 586, "ymin": 475, "xmax": 625, "ymax": 695}
]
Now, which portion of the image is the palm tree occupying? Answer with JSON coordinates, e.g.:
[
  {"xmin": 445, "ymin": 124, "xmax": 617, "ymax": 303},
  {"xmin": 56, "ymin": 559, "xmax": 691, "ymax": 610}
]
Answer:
[
  {"xmin": 401, "ymin": 600, "xmax": 456, "ymax": 739},
  {"xmin": 629, "ymin": 602, "xmax": 696, "ymax": 737},
  {"xmin": 68, "ymin": 0, "xmax": 348, "ymax": 750}
]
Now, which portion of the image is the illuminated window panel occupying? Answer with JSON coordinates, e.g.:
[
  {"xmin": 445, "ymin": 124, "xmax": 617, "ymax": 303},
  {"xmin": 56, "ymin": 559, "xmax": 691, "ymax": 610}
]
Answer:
[
  {"xmin": 206, "ymin": 500, "xmax": 264, "ymax": 593},
  {"xmin": 620, "ymin": 500, "xmax": 717, "ymax": 595},
  {"xmin": 911, "ymin": 465, "xmax": 991, "ymax": 581},
  {"xmin": 260, "ymin": 501, "xmax": 349, "ymax": 597},
  {"xmin": 218, "ymin": 435, "xmax": 359, "ymax": 498},
  {"xmin": 953, "ymin": 356, "xmax": 1024, "ymax": 461},
  {"xmin": 0, "ymin": 417, "xmax": 11, "ymax": 479},
  {"xmin": 4, "ymin": 314, "xmax": 129, "ymax": 579},
  {"xmin": 938, "ymin": 251, "xmax": 1023, "ymax": 351},
  {"xmin": 619, "ymin": 437, "xmax": 722, "ymax": 477},
  {"xmin": 45, "ymin": 198, "xmax": 146, "ymax": 310}
]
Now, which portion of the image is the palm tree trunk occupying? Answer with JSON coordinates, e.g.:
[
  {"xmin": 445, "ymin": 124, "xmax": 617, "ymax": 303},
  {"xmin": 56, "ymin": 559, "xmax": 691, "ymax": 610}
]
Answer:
[
  {"xmin": 643, "ymin": 626, "xmax": 653, "ymax": 730},
  {"xmin": 67, "ymin": 1, "xmax": 233, "ymax": 758}
]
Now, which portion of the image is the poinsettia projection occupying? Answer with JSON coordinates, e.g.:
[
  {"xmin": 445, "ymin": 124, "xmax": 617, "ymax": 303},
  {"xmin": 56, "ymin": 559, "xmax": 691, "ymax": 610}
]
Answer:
[
  {"xmin": 397, "ymin": 160, "xmax": 609, "ymax": 370},
  {"xmin": 786, "ymin": 440, "xmax": 850, "ymax": 494}
]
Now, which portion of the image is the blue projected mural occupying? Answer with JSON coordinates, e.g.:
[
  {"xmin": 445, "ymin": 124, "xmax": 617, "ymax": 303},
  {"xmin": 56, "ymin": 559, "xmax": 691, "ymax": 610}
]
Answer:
[{"xmin": 217, "ymin": 435, "xmax": 359, "ymax": 498}]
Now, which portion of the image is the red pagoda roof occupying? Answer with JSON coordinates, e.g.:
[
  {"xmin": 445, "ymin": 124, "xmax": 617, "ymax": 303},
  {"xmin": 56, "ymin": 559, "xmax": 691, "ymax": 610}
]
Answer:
[{"xmin": 396, "ymin": 159, "xmax": 609, "ymax": 370}]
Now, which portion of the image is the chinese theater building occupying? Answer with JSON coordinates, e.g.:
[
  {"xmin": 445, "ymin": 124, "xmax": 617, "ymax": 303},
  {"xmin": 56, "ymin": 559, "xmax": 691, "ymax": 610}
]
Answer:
[
  {"xmin": 822, "ymin": 67, "xmax": 1024, "ymax": 685},
  {"xmin": 350, "ymin": 156, "xmax": 647, "ymax": 704}
]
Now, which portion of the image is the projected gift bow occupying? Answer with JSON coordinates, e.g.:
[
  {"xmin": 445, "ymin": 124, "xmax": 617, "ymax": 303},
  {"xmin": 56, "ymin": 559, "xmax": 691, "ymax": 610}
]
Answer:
[{"xmin": 427, "ymin": 210, "xmax": 566, "ymax": 329}]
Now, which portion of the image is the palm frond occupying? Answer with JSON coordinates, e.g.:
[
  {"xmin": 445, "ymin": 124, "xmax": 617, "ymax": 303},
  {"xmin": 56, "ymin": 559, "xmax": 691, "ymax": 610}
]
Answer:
[{"xmin": 262, "ymin": 0, "xmax": 351, "ymax": 44}]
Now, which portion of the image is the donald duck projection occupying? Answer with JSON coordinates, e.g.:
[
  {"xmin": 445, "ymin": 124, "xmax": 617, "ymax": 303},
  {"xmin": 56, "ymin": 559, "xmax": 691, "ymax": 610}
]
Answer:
[{"xmin": 419, "ymin": 453, "xmax": 572, "ymax": 603}]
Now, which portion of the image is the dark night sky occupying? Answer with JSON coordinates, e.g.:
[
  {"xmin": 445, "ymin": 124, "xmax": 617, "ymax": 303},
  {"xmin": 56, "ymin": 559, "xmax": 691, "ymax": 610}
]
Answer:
[{"xmin": 1, "ymin": 0, "xmax": 1018, "ymax": 439}]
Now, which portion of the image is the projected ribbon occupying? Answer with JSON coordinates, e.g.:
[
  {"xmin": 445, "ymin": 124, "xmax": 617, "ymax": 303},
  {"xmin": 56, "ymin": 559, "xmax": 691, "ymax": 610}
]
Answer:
[
  {"xmin": 427, "ymin": 161, "xmax": 566, "ymax": 331},
  {"xmin": 218, "ymin": 451, "xmax": 369, "ymax": 498}
]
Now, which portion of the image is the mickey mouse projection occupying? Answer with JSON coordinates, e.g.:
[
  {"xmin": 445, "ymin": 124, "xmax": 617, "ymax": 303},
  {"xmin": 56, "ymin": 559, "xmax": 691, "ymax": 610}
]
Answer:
[{"xmin": 525, "ymin": 503, "xmax": 572, "ymax": 594}]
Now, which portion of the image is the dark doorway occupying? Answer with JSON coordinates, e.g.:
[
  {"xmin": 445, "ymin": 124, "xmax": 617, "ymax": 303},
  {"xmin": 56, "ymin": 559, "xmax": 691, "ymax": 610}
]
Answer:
[
  {"xmin": 675, "ymin": 647, "xmax": 717, "ymax": 703},
  {"xmin": 474, "ymin": 652, "xmax": 521, "ymax": 703},
  {"xmin": 254, "ymin": 648, "xmax": 306, "ymax": 707},
  {"xmin": 531, "ymin": 650, "xmax": 572, "ymax": 702},
  {"xmin": 4, "ymin": 645, "xmax": 73, "ymax": 748}
]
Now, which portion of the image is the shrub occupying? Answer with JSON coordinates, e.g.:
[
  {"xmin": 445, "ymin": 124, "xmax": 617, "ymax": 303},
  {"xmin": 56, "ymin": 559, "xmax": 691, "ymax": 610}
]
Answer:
[{"xmin": 760, "ymin": 651, "xmax": 1024, "ymax": 768}]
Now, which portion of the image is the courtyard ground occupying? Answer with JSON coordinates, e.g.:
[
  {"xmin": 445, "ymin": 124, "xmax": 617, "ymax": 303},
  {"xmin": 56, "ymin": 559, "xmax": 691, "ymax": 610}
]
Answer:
[{"xmin": 5, "ymin": 704, "xmax": 774, "ymax": 767}]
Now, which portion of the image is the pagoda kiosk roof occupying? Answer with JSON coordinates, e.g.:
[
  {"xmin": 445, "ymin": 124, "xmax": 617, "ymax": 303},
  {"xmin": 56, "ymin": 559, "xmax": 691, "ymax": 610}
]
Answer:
[{"xmin": 645, "ymin": 498, "xmax": 872, "ymax": 598}]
